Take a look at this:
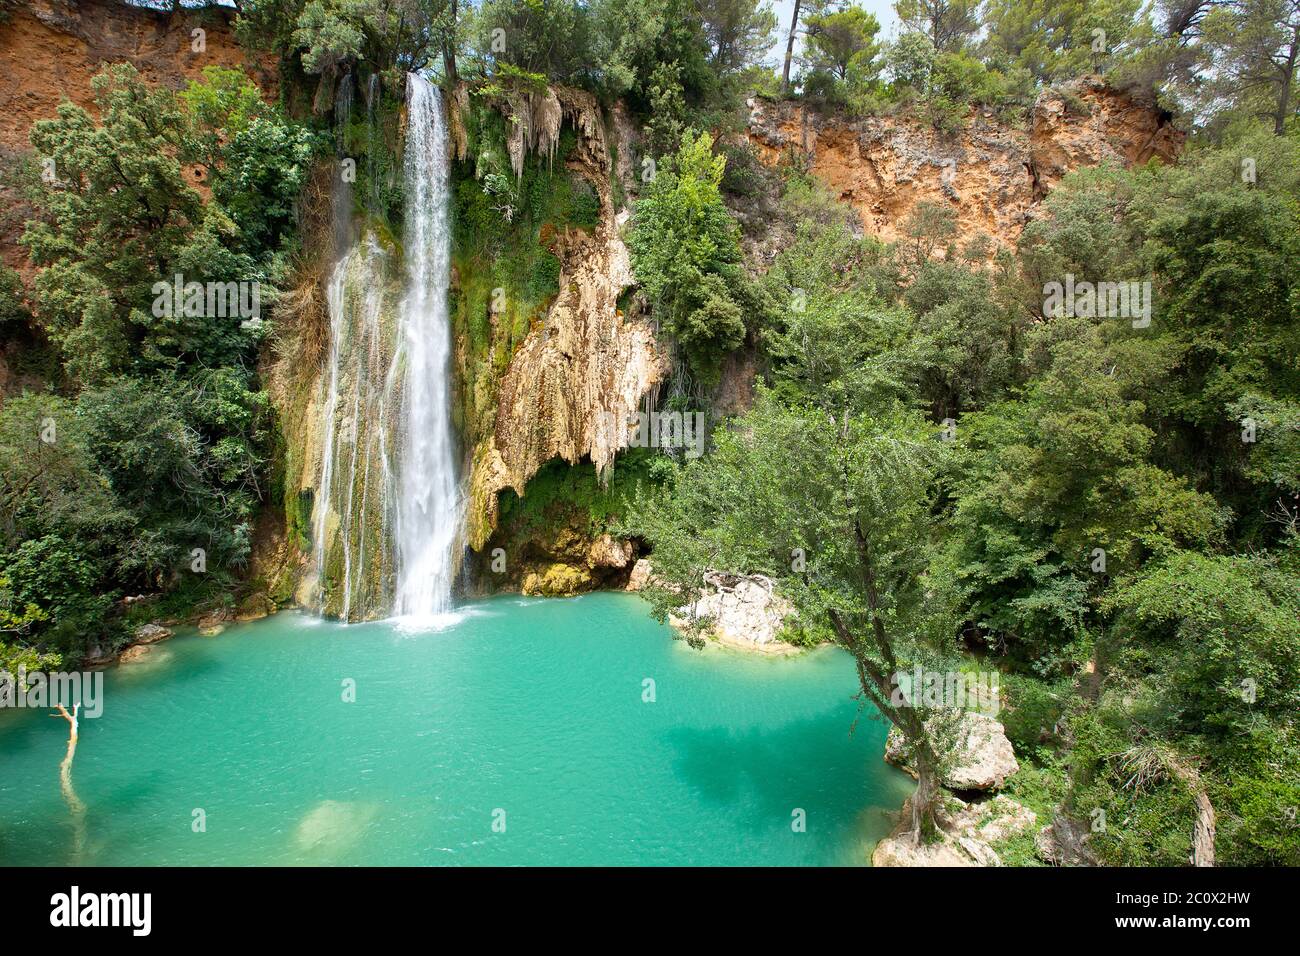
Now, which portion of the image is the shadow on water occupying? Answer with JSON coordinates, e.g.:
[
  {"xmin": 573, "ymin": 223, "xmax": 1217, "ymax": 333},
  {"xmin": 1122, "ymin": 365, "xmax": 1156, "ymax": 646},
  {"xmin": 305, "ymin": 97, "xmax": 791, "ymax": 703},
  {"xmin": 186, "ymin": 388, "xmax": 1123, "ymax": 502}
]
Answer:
[{"xmin": 664, "ymin": 706, "xmax": 912, "ymax": 835}]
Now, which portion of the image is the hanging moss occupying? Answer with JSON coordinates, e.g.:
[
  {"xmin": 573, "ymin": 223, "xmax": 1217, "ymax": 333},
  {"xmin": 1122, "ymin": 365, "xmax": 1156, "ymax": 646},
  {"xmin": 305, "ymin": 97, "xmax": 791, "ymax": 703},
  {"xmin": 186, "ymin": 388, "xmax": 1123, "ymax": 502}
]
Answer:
[
  {"xmin": 496, "ymin": 449, "xmax": 662, "ymax": 540},
  {"xmin": 449, "ymin": 98, "xmax": 607, "ymax": 449}
]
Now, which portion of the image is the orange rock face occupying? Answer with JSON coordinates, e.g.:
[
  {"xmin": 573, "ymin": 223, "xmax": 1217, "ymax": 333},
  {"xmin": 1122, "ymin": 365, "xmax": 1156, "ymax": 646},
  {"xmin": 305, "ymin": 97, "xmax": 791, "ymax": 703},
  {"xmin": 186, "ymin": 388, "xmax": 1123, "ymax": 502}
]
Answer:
[
  {"xmin": 0, "ymin": 0, "xmax": 277, "ymax": 273},
  {"xmin": 746, "ymin": 77, "xmax": 1183, "ymax": 254}
]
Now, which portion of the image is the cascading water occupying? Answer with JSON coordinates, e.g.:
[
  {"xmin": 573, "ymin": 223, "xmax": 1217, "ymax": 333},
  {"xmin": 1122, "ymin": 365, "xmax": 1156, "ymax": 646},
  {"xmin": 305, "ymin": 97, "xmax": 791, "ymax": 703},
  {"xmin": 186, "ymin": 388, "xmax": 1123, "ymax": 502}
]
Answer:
[
  {"xmin": 311, "ymin": 72, "xmax": 460, "ymax": 624},
  {"xmin": 312, "ymin": 238, "xmax": 399, "ymax": 621},
  {"xmin": 392, "ymin": 73, "xmax": 461, "ymax": 623}
]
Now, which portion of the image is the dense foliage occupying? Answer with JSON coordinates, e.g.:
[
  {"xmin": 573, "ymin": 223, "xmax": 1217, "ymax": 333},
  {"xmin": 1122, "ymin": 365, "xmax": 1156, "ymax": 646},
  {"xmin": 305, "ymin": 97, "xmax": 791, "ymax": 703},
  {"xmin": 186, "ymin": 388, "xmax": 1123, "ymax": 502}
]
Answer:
[
  {"xmin": 627, "ymin": 130, "xmax": 755, "ymax": 386},
  {"xmin": 3, "ymin": 0, "xmax": 1296, "ymax": 867},
  {"xmin": 1, "ymin": 63, "xmax": 321, "ymax": 666},
  {"xmin": 632, "ymin": 121, "xmax": 1300, "ymax": 861}
]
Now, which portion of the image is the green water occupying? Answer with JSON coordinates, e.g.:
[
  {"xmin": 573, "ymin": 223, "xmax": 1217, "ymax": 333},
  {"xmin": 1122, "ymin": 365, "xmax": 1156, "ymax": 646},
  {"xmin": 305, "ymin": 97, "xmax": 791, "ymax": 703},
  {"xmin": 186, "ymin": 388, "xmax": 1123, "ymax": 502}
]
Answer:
[{"xmin": 0, "ymin": 593, "xmax": 911, "ymax": 866}]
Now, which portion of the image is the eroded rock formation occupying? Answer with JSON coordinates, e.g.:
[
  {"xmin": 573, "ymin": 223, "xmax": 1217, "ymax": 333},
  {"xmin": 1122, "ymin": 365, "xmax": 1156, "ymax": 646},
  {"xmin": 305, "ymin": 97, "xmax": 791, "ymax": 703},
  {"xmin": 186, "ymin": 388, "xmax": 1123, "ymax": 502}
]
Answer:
[
  {"xmin": 746, "ymin": 76, "xmax": 1182, "ymax": 253},
  {"xmin": 670, "ymin": 571, "xmax": 796, "ymax": 651},
  {"xmin": 459, "ymin": 85, "xmax": 669, "ymax": 552}
]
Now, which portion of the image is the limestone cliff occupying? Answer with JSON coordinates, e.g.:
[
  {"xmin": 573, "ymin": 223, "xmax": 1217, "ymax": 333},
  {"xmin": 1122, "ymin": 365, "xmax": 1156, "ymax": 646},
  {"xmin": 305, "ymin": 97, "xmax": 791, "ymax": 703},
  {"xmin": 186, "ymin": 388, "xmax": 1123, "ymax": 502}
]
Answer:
[
  {"xmin": 746, "ymin": 76, "xmax": 1182, "ymax": 254},
  {"xmin": 0, "ymin": 0, "xmax": 276, "ymax": 275},
  {"xmin": 0, "ymin": 0, "xmax": 277, "ymax": 401},
  {"xmin": 451, "ymin": 84, "xmax": 669, "ymax": 554}
]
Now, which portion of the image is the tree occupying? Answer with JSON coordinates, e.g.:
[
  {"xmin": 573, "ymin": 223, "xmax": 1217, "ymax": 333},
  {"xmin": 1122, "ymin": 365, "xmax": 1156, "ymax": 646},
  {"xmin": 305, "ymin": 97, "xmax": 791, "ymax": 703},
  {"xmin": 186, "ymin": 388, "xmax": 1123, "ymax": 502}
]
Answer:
[
  {"xmin": 904, "ymin": 258, "xmax": 1024, "ymax": 421},
  {"xmin": 980, "ymin": 0, "xmax": 1143, "ymax": 83},
  {"xmin": 782, "ymin": 0, "xmax": 804, "ymax": 91},
  {"xmin": 289, "ymin": 0, "xmax": 457, "ymax": 74},
  {"xmin": 627, "ymin": 130, "xmax": 752, "ymax": 385},
  {"xmin": 1107, "ymin": 549, "xmax": 1300, "ymax": 738},
  {"xmin": 589, "ymin": 0, "xmax": 669, "ymax": 97},
  {"xmin": 629, "ymin": 393, "xmax": 964, "ymax": 838},
  {"xmin": 803, "ymin": 4, "xmax": 883, "ymax": 81},
  {"xmin": 761, "ymin": 219, "xmax": 917, "ymax": 411},
  {"xmin": 899, "ymin": 199, "xmax": 957, "ymax": 265},
  {"xmin": 1072, "ymin": 545, "xmax": 1300, "ymax": 866},
  {"xmin": 1203, "ymin": 0, "xmax": 1300, "ymax": 134},
  {"xmin": 781, "ymin": 0, "xmax": 834, "ymax": 91},
  {"xmin": 1127, "ymin": 126, "xmax": 1300, "ymax": 526},
  {"xmin": 22, "ymin": 65, "xmax": 204, "ymax": 383},
  {"xmin": 472, "ymin": 0, "xmax": 593, "ymax": 83},
  {"xmin": 10, "ymin": 64, "xmax": 292, "ymax": 663},
  {"xmin": 589, "ymin": 0, "xmax": 718, "ymax": 118},
  {"xmin": 895, "ymin": 0, "xmax": 982, "ymax": 53},
  {"xmin": 182, "ymin": 67, "xmax": 320, "ymax": 257},
  {"xmin": 941, "ymin": 317, "xmax": 1225, "ymax": 662},
  {"xmin": 700, "ymin": 0, "xmax": 777, "ymax": 76},
  {"xmin": 886, "ymin": 29, "xmax": 938, "ymax": 89}
]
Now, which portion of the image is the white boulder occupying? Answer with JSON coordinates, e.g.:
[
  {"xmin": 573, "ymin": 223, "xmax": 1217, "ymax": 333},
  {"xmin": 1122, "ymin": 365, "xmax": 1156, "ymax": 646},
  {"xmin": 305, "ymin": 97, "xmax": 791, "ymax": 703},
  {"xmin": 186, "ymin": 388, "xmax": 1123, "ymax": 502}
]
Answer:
[
  {"xmin": 886, "ymin": 712, "xmax": 1020, "ymax": 791},
  {"xmin": 675, "ymin": 572, "xmax": 793, "ymax": 648}
]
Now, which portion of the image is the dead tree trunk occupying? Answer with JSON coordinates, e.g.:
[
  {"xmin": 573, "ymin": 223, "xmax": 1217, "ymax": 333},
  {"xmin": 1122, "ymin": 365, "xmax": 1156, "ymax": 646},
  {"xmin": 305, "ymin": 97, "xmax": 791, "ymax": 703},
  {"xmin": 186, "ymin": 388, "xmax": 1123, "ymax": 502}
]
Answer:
[
  {"xmin": 781, "ymin": 0, "xmax": 802, "ymax": 93},
  {"xmin": 1165, "ymin": 753, "xmax": 1215, "ymax": 866},
  {"xmin": 52, "ymin": 704, "xmax": 87, "ymax": 858}
]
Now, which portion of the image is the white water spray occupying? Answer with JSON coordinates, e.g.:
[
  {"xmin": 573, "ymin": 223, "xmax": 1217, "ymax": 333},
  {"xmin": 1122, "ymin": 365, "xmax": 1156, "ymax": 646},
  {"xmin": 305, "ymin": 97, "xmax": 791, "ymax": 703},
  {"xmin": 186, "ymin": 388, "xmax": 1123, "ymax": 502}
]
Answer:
[
  {"xmin": 313, "ymin": 238, "xmax": 398, "ymax": 621},
  {"xmin": 393, "ymin": 73, "xmax": 461, "ymax": 623}
]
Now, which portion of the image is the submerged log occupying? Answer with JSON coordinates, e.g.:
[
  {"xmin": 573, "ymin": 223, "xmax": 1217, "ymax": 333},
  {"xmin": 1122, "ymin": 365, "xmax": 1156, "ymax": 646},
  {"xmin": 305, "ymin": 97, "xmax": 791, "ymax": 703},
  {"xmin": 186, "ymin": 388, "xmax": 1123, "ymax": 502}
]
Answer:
[{"xmin": 52, "ymin": 703, "xmax": 87, "ymax": 858}]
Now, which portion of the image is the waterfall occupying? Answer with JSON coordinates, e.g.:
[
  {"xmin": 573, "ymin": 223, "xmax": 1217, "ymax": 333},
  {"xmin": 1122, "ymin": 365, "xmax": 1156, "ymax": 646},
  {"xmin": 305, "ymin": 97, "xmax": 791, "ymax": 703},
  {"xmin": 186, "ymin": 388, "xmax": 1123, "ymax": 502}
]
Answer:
[
  {"xmin": 311, "ymin": 72, "xmax": 459, "ymax": 624},
  {"xmin": 333, "ymin": 72, "xmax": 354, "ymax": 154},
  {"xmin": 313, "ymin": 238, "xmax": 399, "ymax": 621},
  {"xmin": 392, "ymin": 73, "xmax": 461, "ymax": 623},
  {"xmin": 364, "ymin": 74, "xmax": 381, "ymax": 211}
]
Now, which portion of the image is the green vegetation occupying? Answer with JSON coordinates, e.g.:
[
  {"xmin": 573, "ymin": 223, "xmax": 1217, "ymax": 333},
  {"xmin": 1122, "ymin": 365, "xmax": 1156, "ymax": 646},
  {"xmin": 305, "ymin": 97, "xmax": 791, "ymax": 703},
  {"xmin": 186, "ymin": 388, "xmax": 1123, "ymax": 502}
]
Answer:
[
  {"xmin": 497, "ymin": 449, "xmax": 665, "ymax": 541},
  {"xmin": 2, "ymin": 0, "xmax": 1297, "ymax": 869},
  {"xmin": 627, "ymin": 130, "xmax": 754, "ymax": 386},
  {"xmin": 449, "ymin": 96, "xmax": 604, "ymax": 445},
  {"xmin": 631, "ymin": 114, "xmax": 1300, "ymax": 861},
  {"xmin": 2, "ymin": 63, "xmax": 320, "ymax": 664}
]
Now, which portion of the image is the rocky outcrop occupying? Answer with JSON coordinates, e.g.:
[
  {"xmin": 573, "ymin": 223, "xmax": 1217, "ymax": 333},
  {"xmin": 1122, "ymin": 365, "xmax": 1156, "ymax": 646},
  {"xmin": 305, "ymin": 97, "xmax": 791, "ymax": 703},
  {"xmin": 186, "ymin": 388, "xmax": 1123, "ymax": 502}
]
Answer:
[
  {"xmin": 588, "ymin": 533, "xmax": 634, "ymax": 570},
  {"xmin": 671, "ymin": 571, "xmax": 795, "ymax": 651},
  {"xmin": 873, "ymin": 794, "xmax": 1037, "ymax": 867},
  {"xmin": 1036, "ymin": 814, "xmax": 1099, "ymax": 867},
  {"xmin": 117, "ymin": 644, "xmax": 156, "ymax": 664},
  {"xmin": 0, "ymin": 0, "xmax": 277, "ymax": 274},
  {"xmin": 1029, "ymin": 78, "xmax": 1183, "ymax": 199},
  {"xmin": 520, "ymin": 562, "xmax": 592, "ymax": 596},
  {"xmin": 461, "ymin": 85, "xmax": 669, "ymax": 552},
  {"xmin": 873, "ymin": 712, "xmax": 1027, "ymax": 866},
  {"xmin": 132, "ymin": 623, "xmax": 173, "ymax": 645},
  {"xmin": 469, "ymin": 517, "xmax": 641, "ymax": 597},
  {"xmin": 885, "ymin": 712, "xmax": 1020, "ymax": 792},
  {"xmin": 746, "ymin": 77, "xmax": 1182, "ymax": 255},
  {"xmin": 625, "ymin": 558, "xmax": 654, "ymax": 592},
  {"xmin": 196, "ymin": 607, "xmax": 231, "ymax": 637},
  {"xmin": 513, "ymin": 531, "xmax": 633, "ymax": 597}
]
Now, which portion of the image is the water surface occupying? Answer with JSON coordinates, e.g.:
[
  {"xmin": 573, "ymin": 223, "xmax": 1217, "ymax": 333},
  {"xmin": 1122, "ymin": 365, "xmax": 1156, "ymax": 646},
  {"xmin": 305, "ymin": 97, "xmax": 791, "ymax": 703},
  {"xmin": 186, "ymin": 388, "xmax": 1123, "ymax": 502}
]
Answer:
[{"xmin": 0, "ymin": 593, "xmax": 911, "ymax": 865}]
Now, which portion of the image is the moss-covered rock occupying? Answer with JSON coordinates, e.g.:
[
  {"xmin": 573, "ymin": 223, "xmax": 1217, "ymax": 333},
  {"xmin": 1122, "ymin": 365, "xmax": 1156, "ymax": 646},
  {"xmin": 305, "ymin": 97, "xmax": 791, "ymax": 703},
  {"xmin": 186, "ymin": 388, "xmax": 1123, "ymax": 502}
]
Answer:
[{"xmin": 521, "ymin": 562, "xmax": 594, "ymax": 596}]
